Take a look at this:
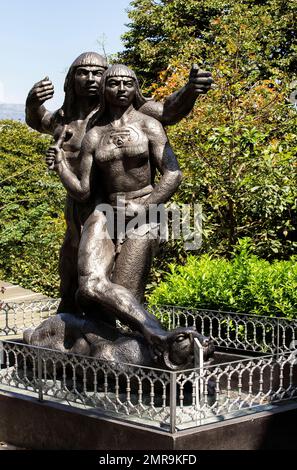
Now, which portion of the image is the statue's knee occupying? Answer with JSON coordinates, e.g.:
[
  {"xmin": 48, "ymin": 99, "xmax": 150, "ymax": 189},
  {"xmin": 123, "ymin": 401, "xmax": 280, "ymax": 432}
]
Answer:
[
  {"xmin": 78, "ymin": 278, "xmax": 109, "ymax": 303},
  {"xmin": 94, "ymin": 279, "xmax": 111, "ymax": 302},
  {"xmin": 77, "ymin": 281, "xmax": 94, "ymax": 303}
]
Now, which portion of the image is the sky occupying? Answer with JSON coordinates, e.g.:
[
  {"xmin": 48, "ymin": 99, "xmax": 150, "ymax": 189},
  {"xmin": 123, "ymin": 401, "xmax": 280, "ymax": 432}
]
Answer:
[{"xmin": 0, "ymin": 0, "xmax": 132, "ymax": 109}]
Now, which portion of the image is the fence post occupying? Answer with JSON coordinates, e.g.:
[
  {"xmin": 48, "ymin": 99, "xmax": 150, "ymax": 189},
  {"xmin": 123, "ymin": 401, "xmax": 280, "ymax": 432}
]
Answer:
[
  {"xmin": 276, "ymin": 319, "xmax": 280, "ymax": 359},
  {"xmin": 3, "ymin": 303, "xmax": 9, "ymax": 336},
  {"xmin": 194, "ymin": 337, "xmax": 204, "ymax": 405},
  {"xmin": 0, "ymin": 341, "xmax": 3, "ymax": 367},
  {"xmin": 172, "ymin": 307, "xmax": 175, "ymax": 330},
  {"xmin": 37, "ymin": 348, "xmax": 43, "ymax": 402},
  {"xmin": 169, "ymin": 371, "xmax": 176, "ymax": 433}
]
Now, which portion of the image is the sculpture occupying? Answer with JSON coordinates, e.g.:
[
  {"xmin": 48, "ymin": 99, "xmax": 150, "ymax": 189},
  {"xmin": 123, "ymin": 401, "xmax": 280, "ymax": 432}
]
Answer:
[
  {"xmin": 25, "ymin": 52, "xmax": 213, "ymax": 314},
  {"xmin": 26, "ymin": 52, "xmax": 108, "ymax": 314},
  {"xmin": 24, "ymin": 314, "xmax": 214, "ymax": 370},
  {"xmin": 24, "ymin": 56, "xmax": 214, "ymax": 370}
]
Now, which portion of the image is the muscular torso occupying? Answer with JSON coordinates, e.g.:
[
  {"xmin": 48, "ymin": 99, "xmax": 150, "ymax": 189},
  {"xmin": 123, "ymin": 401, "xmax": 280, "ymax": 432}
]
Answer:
[
  {"xmin": 47, "ymin": 101, "xmax": 164, "ymax": 178},
  {"xmin": 53, "ymin": 119, "xmax": 89, "ymax": 175},
  {"xmin": 93, "ymin": 113, "xmax": 153, "ymax": 197}
]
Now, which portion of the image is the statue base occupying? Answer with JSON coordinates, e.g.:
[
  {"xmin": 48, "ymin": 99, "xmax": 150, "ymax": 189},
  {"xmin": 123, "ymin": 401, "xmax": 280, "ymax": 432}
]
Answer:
[
  {"xmin": 0, "ymin": 390, "xmax": 297, "ymax": 450},
  {"xmin": 23, "ymin": 312, "xmax": 215, "ymax": 370}
]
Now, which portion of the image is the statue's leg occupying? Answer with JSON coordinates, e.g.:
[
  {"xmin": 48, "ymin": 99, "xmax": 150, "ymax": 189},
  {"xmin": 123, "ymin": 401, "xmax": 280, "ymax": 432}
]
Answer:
[
  {"xmin": 112, "ymin": 237, "xmax": 159, "ymax": 303},
  {"xmin": 57, "ymin": 229, "xmax": 79, "ymax": 314},
  {"xmin": 77, "ymin": 209, "xmax": 168, "ymax": 346},
  {"xmin": 57, "ymin": 198, "xmax": 81, "ymax": 314}
]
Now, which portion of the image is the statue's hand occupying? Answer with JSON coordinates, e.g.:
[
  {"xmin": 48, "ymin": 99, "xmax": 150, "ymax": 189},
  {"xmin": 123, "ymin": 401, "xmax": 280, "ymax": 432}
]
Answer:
[
  {"xmin": 45, "ymin": 146, "xmax": 65, "ymax": 171},
  {"xmin": 26, "ymin": 76, "xmax": 54, "ymax": 107},
  {"xmin": 125, "ymin": 200, "xmax": 146, "ymax": 218},
  {"xmin": 187, "ymin": 64, "xmax": 213, "ymax": 96}
]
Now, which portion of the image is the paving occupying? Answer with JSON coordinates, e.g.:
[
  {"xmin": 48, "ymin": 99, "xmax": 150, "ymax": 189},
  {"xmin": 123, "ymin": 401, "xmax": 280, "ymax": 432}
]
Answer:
[{"xmin": 0, "ymin": 280, "xmax": 48, "ymax": 303}]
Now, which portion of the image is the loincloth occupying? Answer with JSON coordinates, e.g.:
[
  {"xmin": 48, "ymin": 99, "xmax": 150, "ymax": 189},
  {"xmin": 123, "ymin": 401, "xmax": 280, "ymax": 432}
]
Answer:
[{"xmin": 106, "ymin": 185, "xmax": 160, "ymax": 254}]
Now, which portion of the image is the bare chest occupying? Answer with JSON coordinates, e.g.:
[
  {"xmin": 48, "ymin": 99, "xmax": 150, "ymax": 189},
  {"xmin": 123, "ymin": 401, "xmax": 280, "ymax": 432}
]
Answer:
[
  {"xmin": 54, "ymin": 120, "xmax": 88, "ymax": 155},
  {"xmin": 94, "ymin": 124, "xmax": 149, "ymax": 164}
]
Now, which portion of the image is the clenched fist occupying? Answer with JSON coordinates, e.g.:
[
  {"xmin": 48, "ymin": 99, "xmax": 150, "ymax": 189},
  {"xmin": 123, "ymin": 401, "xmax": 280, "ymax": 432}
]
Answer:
[{"xmin": 45, "ymin": 146, "xmax": 65, "ymax": 171}]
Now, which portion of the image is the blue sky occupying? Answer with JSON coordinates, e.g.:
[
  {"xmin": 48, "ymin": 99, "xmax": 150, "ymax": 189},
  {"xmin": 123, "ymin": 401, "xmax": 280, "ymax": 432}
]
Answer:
[{"xmin": 0, "ymin": 0, "xmax": 132, "ymax": 109}]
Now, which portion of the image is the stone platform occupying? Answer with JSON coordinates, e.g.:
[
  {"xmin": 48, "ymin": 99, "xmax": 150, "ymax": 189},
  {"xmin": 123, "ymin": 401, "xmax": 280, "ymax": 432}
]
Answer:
[
  {"xmin": 0, "ymin": 391, "xmax": 297, "ymax": 450},
  {"xmin": 1, "ymin": 281, "xmax": 297, "ymax": 450}
]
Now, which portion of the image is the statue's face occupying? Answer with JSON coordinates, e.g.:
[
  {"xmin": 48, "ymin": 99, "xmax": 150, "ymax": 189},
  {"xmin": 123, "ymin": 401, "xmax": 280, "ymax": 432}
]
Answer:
[
  {"xmin": 74, "ymin": 65, "xmax": 105, "ymax": 97},
  {"xmin": 105, "ymin": 75, "xmax": 136, "ymax": 107}
]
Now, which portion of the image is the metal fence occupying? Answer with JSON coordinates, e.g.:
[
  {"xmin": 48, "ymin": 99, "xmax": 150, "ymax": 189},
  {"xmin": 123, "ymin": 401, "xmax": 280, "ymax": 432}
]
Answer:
[
  {"xmin": 1, "ymin": 300, "xmax": 297, "ymax": 355},
  {"xmin": 0, "ymin": 299, "xmax": 58, "ymax": 336},
  {"xmin": 152, "ymin": 305, "xmax": 297, "ymax": 355},
  {"xmin": 0, "ymin": 299, "xmax": 297, "ymax": 432},
  {"xmin": 0, "ymin": 339, "xmax": 296, "ymax": 431}
]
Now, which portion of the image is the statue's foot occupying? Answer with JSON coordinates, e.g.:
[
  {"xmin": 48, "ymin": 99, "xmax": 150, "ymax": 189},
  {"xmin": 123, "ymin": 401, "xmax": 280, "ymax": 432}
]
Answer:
[
  {"xmin": 144, "ymin": 327, "xmax": 215, "ymax": 371},
  {"xmin": 141, "ymin": 327, "xmax": 170, "ymax": 361}
]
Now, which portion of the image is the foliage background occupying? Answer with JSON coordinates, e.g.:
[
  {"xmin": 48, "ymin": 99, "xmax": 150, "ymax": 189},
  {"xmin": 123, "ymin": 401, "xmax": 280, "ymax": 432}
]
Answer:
[
  {"xmin": 149, "ymin": 239, "xmax": 297, "ymax": 318},
  {"xmin": 120, "ymin": 0, "xmax": 297, "ymax": 262},
  {"xmin": 0, "ymin": 121, "xmax": 64, "ymax": 296}
]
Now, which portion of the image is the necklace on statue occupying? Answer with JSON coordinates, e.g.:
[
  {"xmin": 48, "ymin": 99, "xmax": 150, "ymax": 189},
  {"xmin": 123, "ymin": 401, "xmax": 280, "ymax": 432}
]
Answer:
[{"xmin": 108, "ymin": 108, "xmax": 139, "ymax": 147}]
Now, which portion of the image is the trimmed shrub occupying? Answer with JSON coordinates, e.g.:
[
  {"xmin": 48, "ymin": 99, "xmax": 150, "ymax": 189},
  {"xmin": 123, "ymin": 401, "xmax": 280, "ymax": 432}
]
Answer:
[{"xmin": 149, "ymin": 240, "xmax": 297, "ymax": 318}]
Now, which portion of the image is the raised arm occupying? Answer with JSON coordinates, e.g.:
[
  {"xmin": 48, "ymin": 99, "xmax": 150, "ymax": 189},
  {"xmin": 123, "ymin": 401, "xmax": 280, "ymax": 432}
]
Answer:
[
  {"xmin": 139, "ymin": 65, "xmax": 213, "ymax": 126},
  {"xmin": 46, "ymin": 131, "xmax": 96, "ymax": 201},
  {"xmin": 141, "ymin": 119, "xmax": 182, "ymax": 208},
  {"xmin": 25, "ymin": 77, "xmax": 55, "ymax": 134}
]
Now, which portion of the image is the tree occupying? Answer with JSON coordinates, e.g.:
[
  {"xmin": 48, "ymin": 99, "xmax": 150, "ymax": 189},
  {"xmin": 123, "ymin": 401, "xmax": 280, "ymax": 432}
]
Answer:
[
  {"xmin": 120, "ymin": 0, "xmax": 297, "ymax": 260},
  {"xmin": 120, "ymin": 0, "xmax": 297, "ymax": 86},
  {"xmin": 0, "ymin": 120, "xmax": 65, "ymax": 296}
]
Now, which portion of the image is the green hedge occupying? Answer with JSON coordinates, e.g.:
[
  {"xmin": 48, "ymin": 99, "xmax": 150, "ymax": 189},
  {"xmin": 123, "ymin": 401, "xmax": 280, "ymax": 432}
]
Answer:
[
  {"xmin": 149, "ymin": 240, "xmax": 297, "ymax": 318},
  {"xmin": 0, "ymin": 120, "xmax": 65, "ymax": 296}
]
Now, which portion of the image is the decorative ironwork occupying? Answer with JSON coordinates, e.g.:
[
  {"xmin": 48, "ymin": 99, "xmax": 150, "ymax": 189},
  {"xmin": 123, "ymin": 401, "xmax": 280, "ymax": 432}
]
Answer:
[
  {"xmin": 0, "ymin": 340, "xmax": 172, "ymax": 428},
  {"xmin": 0, "ymin": 299, "xmax": 58, "ymax": 336},
  {"xmin": 150, "ymin": 305, "xmax": 297, "ymax": 354},
  {"xmin": 0, "ymin": 338, "xmax": 297, "ymax": 431},
  {"xmin": 1, "ymin": 300, "xmax": 297, "ymax": 432},
  {"xmin": 1, "ymin": 300, "xmax": 297, "ymax": 355}
]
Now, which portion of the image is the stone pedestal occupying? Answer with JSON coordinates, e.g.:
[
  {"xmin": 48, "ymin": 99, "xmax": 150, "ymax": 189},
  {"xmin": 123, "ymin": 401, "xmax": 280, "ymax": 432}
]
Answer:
[{"xmin": 0, "ymin": 391, "xmax": 297, "ymax": 450}]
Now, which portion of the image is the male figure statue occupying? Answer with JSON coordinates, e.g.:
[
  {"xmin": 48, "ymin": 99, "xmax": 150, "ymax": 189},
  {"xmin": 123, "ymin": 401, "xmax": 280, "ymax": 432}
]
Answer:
[{"xmin": 25, "ymin": 52, "xmax": 213, "ymax": 314}]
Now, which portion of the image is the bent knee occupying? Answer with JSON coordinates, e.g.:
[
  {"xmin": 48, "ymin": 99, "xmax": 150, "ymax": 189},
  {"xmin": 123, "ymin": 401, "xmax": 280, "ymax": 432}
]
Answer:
[{"xmin": 78, "ymin": 278, "xmax": 111, "ymax": 302}]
